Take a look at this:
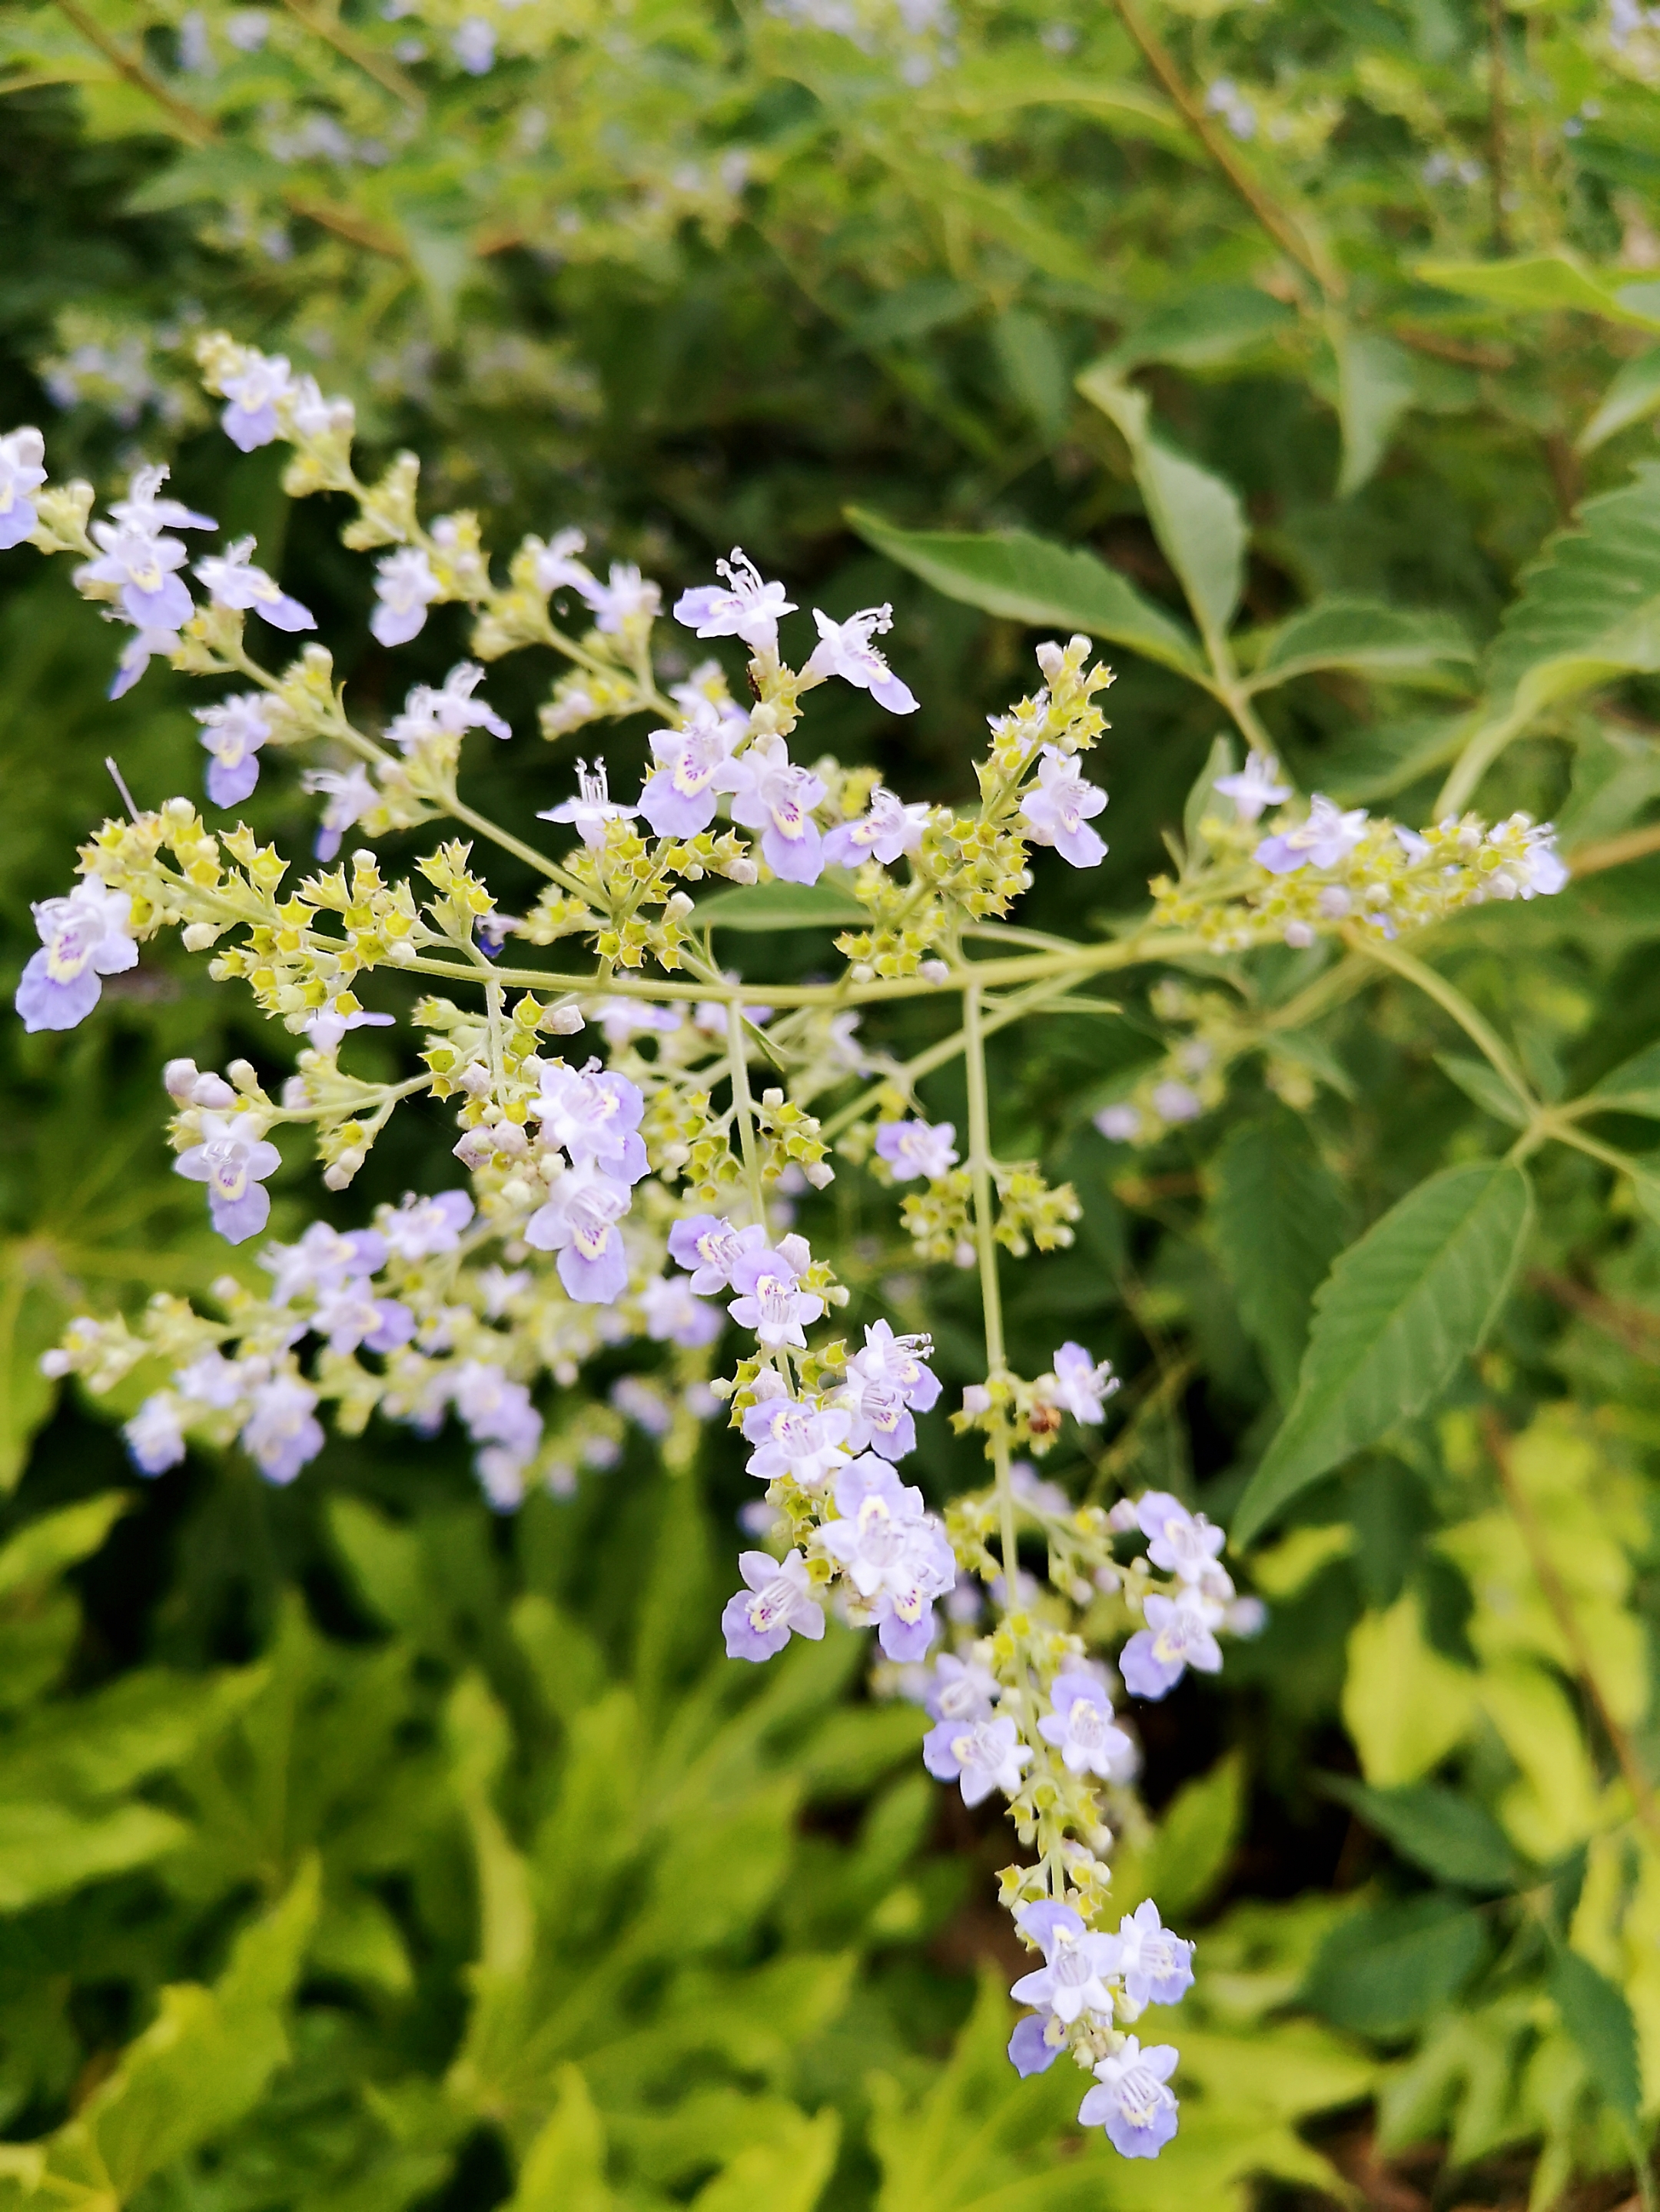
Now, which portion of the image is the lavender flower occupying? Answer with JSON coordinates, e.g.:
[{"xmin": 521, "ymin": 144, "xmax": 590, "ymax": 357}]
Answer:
[
  {"xmin": 1037, "ymin": 1671, "xmax": 1133, "ymax": 1778},
  {"xmin": 125, "ymin": 1394, "xmax": 186, "ymax": 1474},
  {"xmin": 451, "ymin": 15, "xmax": 495, "ymax": 71},
  {"xmin": 727, "ymin": 1239, "xmax": 824, "ymax": 1348},
  {"xmin": 262, "ymin": 1219, "xmax": 387, "ymax": 1302},
  {"xmin": 1011, "ymin": 1900, "xmax": 1118, "ymax": 2024},
  {"xmin": 536, "ymin": 758, "xmax": 642, "ymax": 849},
  {"xmin": 1044, "ymin": 1341, "xmax": 1118, "ymax": 1424},
  {"xmin": 822, "ymin": 785, "xmax": 931, "ymax": 867},
  {"xmin": 523, "ymin": 1162, "xmax": 633, "ymax": 1303},
  {"xmin": 574, "ymin": 562, "xmax": 661, "ymax": 634},
  {"xmin": 638, "ymin": 1273, "xmax": 722, "ymax": 1347},
  {"xmin": 195, "ymin": 693, "xmax": 272, "ymax": 807},
  {"xmin": 0, "ymin": 428, "xmax": 47, "ymax": 549},
  {"xmin": 1120, "ymin": 1591, "xmax": 1224, "ymax": 1700},
  {"xmin": 839, "ymin": 1319, "xmax": 940, "ymax": 1460},
  {"xmin": 638, "ymin": 699, "xmax": 739, "ymax": 836},
  {"xmin": 820, "ymin": 1456, "xmax": 954, "ymax": 1660},
  {"xmin": 175, "ymin": 1109, "xmax": 282, "ymax": 1243},
  {"xmin": 15, "ymin": 880, "xmax": 137, "ymax": 1032},
  {"xmin": 922, "ymin": 1713, "xmax": 1031, "ymax": 1806},
  {"xmin": 387, "ymin": 662, "xmax": 510, "ymax": 751},
  {"xmin": 803, "ymin": 603, "xmax": 918, "ymax": 714},
  {"xmin": 666, "ymin": 1214, "xmax": 766, "ymax": 1294},
  {"xmin": 378, "ymin": 1189, "xmax": 473, "ymax": 1261},
  {"xmin": 919, "ymin": 1652, "xmax": 998, "ymax": 1773},
  {"xmin": 1213, "ymin": 752, "xmax": 1290, "ymax": 824},
  {"xmin": 1136, "ymin": 1491, "xmax": 1226, "ymax": 1584},
  {"xmin": 218, "ymin": 353, "xmax": 297, "ymax": 449},
  {"xmin": 240, "ymin": 1375, "xmax": 324, "ymax": 1484},
  {"xmin": 532, "ymin": 1058, "xmax": 648, "ymax": 1181},
  {"xmin": 304, "ymin": 764, "xmax": 377, "ymax": 860},
  {"xmin": 1254, "ymin": 794, "xmax": 1368, "ymax": 874},
  {"xmin": 716, "ymin": 735, "xmax": 826, "ymax": 884},
  {"xmin": 81, "ymin": 516, "xmax": 194, "ymax": 632},
  {"xmin": 674, "ymin": 548, "xmax": 796, "ymax": 654},
  {"xmin": 371, "ymin": 546, "xmax": 440, "ymax": 648},
  {"xmin": 742, "ymin": 1395, "xmax": 853, "ymax": 1488},
  {"xmin": 1104, "ymin": 1900, "xmax": 1194, "ymax": 2008},
  {"xmin": 1008, "ymin": 2014, "xmax": 1064, "ymax": 2077},
  {"xmin": 1019, "ymin": 748, "xmax": 1107, "ymax": 867},
  {"xmin": 722, "ymin": 1547, "xmax": 825, "ymax": 1660},
  {"xmin": 194, "ymin": 538, "xmax": 315, "ymax": 631},
  {"xmin": 874, "ymin": 1118, "xmax": 958, "ymax": 1182},
  {"xmin": 1078, "ymin": 2039, "xmax": 1179, "ymax": 2159}
]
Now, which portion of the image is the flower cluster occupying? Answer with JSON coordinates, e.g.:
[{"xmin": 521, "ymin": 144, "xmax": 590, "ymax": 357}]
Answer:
[{"xmin": 6, "ymin": 333, "xmax": 1559, "ymax": 2162}]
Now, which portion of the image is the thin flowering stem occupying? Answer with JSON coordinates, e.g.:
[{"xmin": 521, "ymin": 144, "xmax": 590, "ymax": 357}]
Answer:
[
  {"xmin": 964, "ymin": 980, "xmax": 1019, "ymax": 1594},
  {"xmin": 443, "ymin": 791, "xmax": 589, "ymax": 899},
  {"xmin": 725, "ymin": 1000, "xmax": 768, "ymax": 1228}
]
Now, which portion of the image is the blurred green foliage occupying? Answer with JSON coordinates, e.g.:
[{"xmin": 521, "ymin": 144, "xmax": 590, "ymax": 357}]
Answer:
[{"xmin": 8, "ymin": 0, "xmax": 1660, "ymax": 2205}]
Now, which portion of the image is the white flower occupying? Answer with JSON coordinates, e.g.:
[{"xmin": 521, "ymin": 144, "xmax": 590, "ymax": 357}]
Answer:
[
  {"xmin": 371, "ymin": 547, "xmax": 441, "ymax": 648},
  {"xmin": 1213, "ymin": 752, "xmax": 1290, "ymax": 825},
  {"xmin": 674, "ymin": 547, "xmax": 796, "ymax": 653},
  {"xmin": 536, "ymin": 758, "xmax": 642, "ymax": 848},
  {"xmin": 803, "ymin": 604, "xmax": 918, "ymax": 714}
]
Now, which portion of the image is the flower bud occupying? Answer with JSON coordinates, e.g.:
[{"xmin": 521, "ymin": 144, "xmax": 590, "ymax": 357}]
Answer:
[
  {"xmin": 962, "ymin": 1384, "xmax": 992, "ymax": 1416},
  {"xmin": 163, "ymin": 1058, "xmax": 201, "ymax": 1101},
  {"xmin": 546, "ymin": 1003, "xmax": 585, "ymax": 1033}
]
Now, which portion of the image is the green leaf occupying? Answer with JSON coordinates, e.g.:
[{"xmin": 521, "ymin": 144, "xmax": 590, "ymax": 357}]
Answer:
[
  {"xmin": 1321, "ymin": 1778, "xmax": 1522, "ymax": 1890},
  {"xmin": 506, "ymin": 2067, "xmax": 614, "ymax": 2212},
  {"xmin": 1583, "ymin": 1037, "xmax": 1660, "ymax": 1116},
  {"xmin": 1578, "ymin": 346, "xmax": 1660, "ymax": 454},
  {"xmin": 1247, "ymin": 598, "xmax": 1474, "ymax": 692},
  {"xmin": 991, "ymin": 310, "xmax": 1070, "ymax": 441},
  {"xmin": 694, "ymin": 880, "xmax": 868, "ymax": 931},
  {"xmin": 0, "ymin": 1801, "xmax": 189, "ymax": 1911},
  {"xmin": 844, "ymin": 506, "xmax": 1205, "ymax": 678},
  {"xmin": 1303, "ymin": 1894, "xmax": 1486, "ymax": 2038},
  {"xmin": 1181, "ymin": 733, "xmax": 1237, "ymax": 870},
  {"xmin": 1233, "ymin": 1162, "xmax": 1534, "ymax": 1546},
  {"xmin": 1416, "ymin": 251, "xmax": 1660, "ymax": 330},
  {"xmin": 1138, "ymin": 1752, "xmax": 1247, "ymax": 1924},
  {"xmin": 1210, "ymin": 1113, "xmax": 1350, "ymax": 1402},
  {"xmin": 1076, "ymin": 367, "xmax": 1247, "ymax": 642},
  {"xmin": 1103, "ymin": 284, "xmax": 1295, "ymax": 372},
  {"xmin": 0, "ymin": 1492, "xmax": 130, "ymax": 1599},
  {"xmin": 1334, "ymin": 327, "xmax": 1417, "ymax": 496},
  {"xmin": 922, "ymin": 58, "xmax": 1189, "ymax": 153},
  {"xmin": 1482, "ymin": 462, "xmax": 1660, "ymax": 736},
  {"xmin": 1343, "ymin": 1594, "xmax": 1478, "ymax": 1786},
  {"xmin": 1433, "ymin": 1052, "xmax": 1530, "ymax": 1128},
  {"xmin": 1549, "ymin": 1950, "xmax": 1642, "ymax": 2122}
]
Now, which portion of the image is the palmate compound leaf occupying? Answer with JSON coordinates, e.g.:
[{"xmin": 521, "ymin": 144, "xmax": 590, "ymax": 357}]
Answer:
[
  {"xmin": 1232, "ymin": 1162, "xmax": 1534, "ymax": 1547},
  {"xmin": 845, "ymin": 508, "xmax": 1207, "ymax": 681}
]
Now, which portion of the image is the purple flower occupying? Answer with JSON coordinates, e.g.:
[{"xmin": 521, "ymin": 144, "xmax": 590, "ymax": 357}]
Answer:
[
  {"xmin": 639, "ymin": 1274, "xmax": 722, "ymax": 1348},
  {"xmin": 174, "ymin": 1110, "xmax": 281, "ymax": 1243},
  {"xmin": 674, "ymin": 548, "xmax": 795, "ymax": 654},
  {"xmin": 80, "ymin": 516, "xmax": 194, "ymax": 632},
  {"xmin": 802, "ymin": 604, "xmax": 918, "ymax": 714},
  {"xmin": 1046, "ymin": 1341, "xmax": 1118, "ymax": 1424},
  {"xmin": 218, "ymin": 352, "xmax": 297, "ymax": 451},
  {"xmin": 451, "ymin": 15, "xmax": 495, "ymax": 71},
  {"xmin": 378, "ymin": 1189, "xmax": 473, "ymax": 1261},
  {"xmin": 639, "ymin": 699, "xmax": 739, "ymax": 836},
  {"xmin": 922, "ymin": 1713, "xmax": 1031, "ymax": 1806},
  {"xmin": 536, "ymin": 758, "xmax": 642, "ymax": 849},
  {"xmin": 1150, "ymin": 1080, "xmax": 1201, "ymax": 1124},
  {"xmin": 715, "ymin": 736, "xmax": 826, "ymax": 884},
  {"xmin": 195, "ymin": 693, "xmax": 271, "ymax": 808},
  {"xmin": 303, "ymin": 764, "xmax": 377, "ymax": 861},
  {"xmin": 312, "ymin": 1280, "xmax": 415, "ymax": 1355},
  {"xmin": 1254, "ymin": 794, "xmax": 1368, "ymax": 874},
  {"xmin": 874, "ymin": 1118, "xmax": 958, "ymax": 1182},
  {"xmin": 1008, "ymin": 2014, "xmax": 1063, "ymax": 2077},
  {"xmin": 1011, "ymin": 1901, "xmax": 1117, "ymax": 2025},
  {"xmin": 125, "ymin": 1393, "xmax": 186, "ymax": 1474},
  {"xmin": 240, "ymin": 1375, "xmax": 324, "ymax": 1484},
  {"xmin": 523, "ymin": 1162, "xmax": 633, "ymax": 1303},
  {"xmin": 573, "ymin": 562, "xmax": 660, "ymax": 635},
  {"xmin": 530, "ymin": 527, "xmax": 589, "ymax": 595},
  {"xmin": 1136, "ymin": 1491, "xmax": 1226, "ymax": 1584},
  {"xmin": 1213, "ymin": 752, "xmax": 1290, "ymax": 825},
  {"xmin": 0, "ymin": 427, "xmax": 46, "ymax": 550},
  {"xmin": 387, "ymin": 662, "xmax": 511, "ymax": 752},
  {"xmin": 194, "ymin": 537, "xmax": 315, "ymax": 632},
  {"xmin": 450, "ymin": 1359, "xmax": 543, "ymax": 1462},
  {"xmin": 532, "ymin": 1058, "xmax": 648, "ymax": 1182},
  {"xmin": 1019, "ymin": 748, "xmax": 1107, "ymax": 868},
  {"xmin": 1120, "ymin": 1592, "xmax": 1224, "ymax": 1700},
  {"xmin": 1078, "ymin": 2038, "xmax": 1179, "ymax": 2159},
  {"xmin": 1095, "ymin": 1103, "xmax": 1143, "ymax": 1143},
  {"xmin": 666, "ymin": 1214, "xmax": 767, "ymax": 1295},
  {"xmin": 742, "ymin": 1397, "xmax": 853, "ymax": 1489},
  {"xmin": 307, "ymin": 1003, "xmax": 395, "ymax": 1053},
  {"xmin": 1038, "ymin": 1672, "xmax": 1133, "ymax": 1779},
  {"xmin": 822, "ymin": 1457, "xmax": 954, "ymax": 1660},
  {"xmin": 722, "ymin": 1547, "xmax": 825, "ymax": 1660},
  {"xmin": 261, "ymin": 1219, "xmax": 387, "ymax": 1303},
  {"xmin": 15, "ymin": 880, "xmax": 137, "ymax": 1032},
  {"xmin": 109, "ymin": 464, "xmax": 216, "ymax": 536},
  {"xmin": 371, "ymin": 547, "xmax": 440, "ymax": 648},
  {"xmin": 822, "ymin": 785, "xmax": 931, "ymax": 868},
  {"xmin": 175, "ymin": 1349, "xmax": 249, "ymax": 1409},
  {"xmin": 1104, "ymin": 1900, "xmax": 1194, "ymax": 2008},
  {"xmin": 727, "ymin": 1240, "xmax": 825, "ymax": 1348},
  {"xmin": 108, "ymin": 625, "xmax": 181, "ymax": 701},
  {"xmin": 919, "ymin": 1652, "xmax": 998, "ymax": 1774},
  {"xmin": 840, "ymin": 1319, "xmax": 939, "ymax": 1460}
]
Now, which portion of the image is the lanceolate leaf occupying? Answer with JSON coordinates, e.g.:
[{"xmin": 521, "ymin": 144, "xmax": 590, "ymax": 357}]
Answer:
[
  {"xmin": 1550, "ymin": 1952, "xmax": 1643, "ymax": 2123},
  {"xmin": 1075, "ymin": 367, "xmax": 1247, "ymax": 643},
  {"xmin": 1321, "ymin": 1778, "xmax": 1522, "ymax": 1891},
  {"xmin": 1579, "ymin": 347, "xmax": 1660, "ymax": 454},
  {"xmin": 1583, "ymin": 1038, "xmax": 1660, "ymax": 1116},
  {"xmin": 1210, "ymin": 1114, "xmax": 1350, "ymax": 1403},
  {"xmin": 1247, "ymin": 599, "xmax": 1475, "ymax": 692},
  {"xmin": 1233, "ymin": 1162, "xmax": 1534, "ymax": 1547},
  {"xmin": 1333, "ymin": 327, "xmax": 1416, "ymax": 497},
  {"xmin": 696, "ymin": 880, "xmax": 868, "ymax": 931},
  {"xmin": 845, "ymin": 507, "xmax": 1205, "ymax": 677}
]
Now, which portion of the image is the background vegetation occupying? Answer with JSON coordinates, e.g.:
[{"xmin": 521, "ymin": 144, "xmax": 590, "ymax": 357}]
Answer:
[{"xmin": 5, "ymin": 1, "xmax": 1660, "ymax": 2206}]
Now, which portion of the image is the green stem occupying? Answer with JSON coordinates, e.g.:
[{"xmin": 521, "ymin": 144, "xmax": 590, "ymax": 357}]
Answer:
[
  {"xmin": 1351, "ymin": 930, "xmax": 1536, "ymax": 1110},
  {"xmin": 964, "ymin": 983, "xmax": 1018, "ymax": 1598},
  {"xmin": 726, "ymin": 1000, "xmax": 768, "ymax": 1228}
]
